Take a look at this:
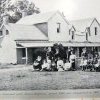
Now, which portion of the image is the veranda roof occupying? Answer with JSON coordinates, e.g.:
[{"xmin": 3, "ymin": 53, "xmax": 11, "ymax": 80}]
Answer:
[{"xmin": 16, "ymin": 41, "xmax": 100, "ymax": 48}]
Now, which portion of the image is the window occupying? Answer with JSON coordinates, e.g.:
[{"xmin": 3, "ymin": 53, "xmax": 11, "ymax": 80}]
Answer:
[
  {"xmin": 95, "ymin": 27, "xmax": 97, "ymax": 35},
  {"xmin": 0, "ymin": 31, "xmax": 2, "ymax": 36},
  {"xmin": 57, "ymin": 23, "xmax": 61, "ymax": 33},
  {"xmin": 86, "ymin": 32, "xmax": 88, "ymax": 41},
  {"xmin": 22, "ymin": 48, "xmax": 26, "ymax": 57},
  {"xmin": 72, "ymin": 31, "xmax": 74, "ymax": 40},
  {"xmin": 87, "ymin": 27, "xmax": 90, "ymax": 36},
  {"xmin": 6, "ymin": 30, "xmax": 9, "ymax": 35},
  {"xmin": 69, "ymin": 30, "xmax": 71, "ymax": 35}
]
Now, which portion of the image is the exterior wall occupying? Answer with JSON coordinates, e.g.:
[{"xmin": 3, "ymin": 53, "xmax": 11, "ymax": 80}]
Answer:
[
  {"xmin": 88, "ymin": 20, "xmax": 100, "ymax": 42},
  {"xmin": 35, "ymin": 23, "xmax": 48, "ymax": 37},
  {"xmin": 48, "ymin": 12, "xmax": 69, "ymax": 41},
  {"xmin": 0, "ymin": 34, "xmax": 17, "ymax": 64},
  {"xmin": 74, "ymin": 34, "xmax": 86, "ymax": 42}
]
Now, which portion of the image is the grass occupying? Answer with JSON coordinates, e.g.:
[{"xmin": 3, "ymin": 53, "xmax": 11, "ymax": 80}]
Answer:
[{"xmin": 0, "ymin": 65, "xmax": 100, "ymax": 90}]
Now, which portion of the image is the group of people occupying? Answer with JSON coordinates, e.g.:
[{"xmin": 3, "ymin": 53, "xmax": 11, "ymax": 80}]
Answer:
[
  {"xmin": 33, "ymin": 47, "xmax": 76, "ymax": 71},
  {"xmin": 80, "ymin": 48, "xmax": 100, "ymax": 71},
  {"xmin": 33, "ymin": 46, "xmax": 100, "ymax": 72},
  {"xmin": 80, "ymin": 54, "xmax": 100, "ymax": 72}
]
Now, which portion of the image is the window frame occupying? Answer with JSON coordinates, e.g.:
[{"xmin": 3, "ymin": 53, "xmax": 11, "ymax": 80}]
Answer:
[
  {"xmin": 72, "ymin": 31, "xmax": 74, "ymax": 40},
  {"xmin": 95, "ymin": 27, "xmax": 97, "ymax": 35},
  {"xmin": 6, "ymin": 30, "xmax": 9, "ymax": 35},
  {"xmin": 57, "ymin": 23, "xmax": 61, "ymax": 33},
  {"xmin": 86, "ymin": 32, "xmax": 88, "ymax": 41},
  {"xmin": 0, "ymin": 31, "xmax": 3, "ymax": 36}
]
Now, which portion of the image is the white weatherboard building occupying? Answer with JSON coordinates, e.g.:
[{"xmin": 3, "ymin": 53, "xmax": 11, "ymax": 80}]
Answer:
[{"xmin": 0, "ymin": 11, "xmax": 100, "ymax": 64}]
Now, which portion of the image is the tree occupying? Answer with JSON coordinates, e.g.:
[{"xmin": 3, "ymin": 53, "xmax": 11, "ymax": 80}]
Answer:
[{"xmin": 0, "ymin": 0, "xmax": 40, "ymax": 23}]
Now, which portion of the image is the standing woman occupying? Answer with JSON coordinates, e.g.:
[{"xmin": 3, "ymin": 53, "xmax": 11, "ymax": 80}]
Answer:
[
  {"xmin": 70, "ymin": 51, "xmax": 76, "ymax": 70},
  {"xmin": 67, "ymin": 47, "xmax": 72, "ymax": 62}
]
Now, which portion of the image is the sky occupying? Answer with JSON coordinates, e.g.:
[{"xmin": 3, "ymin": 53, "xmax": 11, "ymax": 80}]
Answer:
[{"xmin": 28, "ymin": 0, "xmax": 100, "ymax": 20}]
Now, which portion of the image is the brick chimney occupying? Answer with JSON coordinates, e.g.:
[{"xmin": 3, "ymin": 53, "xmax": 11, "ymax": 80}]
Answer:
[{"xmin": 22, "ymin": 10, "xmax": 27, "ymax": 17}]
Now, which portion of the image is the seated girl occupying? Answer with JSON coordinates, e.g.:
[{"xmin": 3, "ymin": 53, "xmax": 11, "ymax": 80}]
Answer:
[
  {"xmin": 87, "ymin": 57, "xmax": 93, "ymax": 71},
  {"xmin": 33, "ymin": 56, "xmax": 42, "ymax": 71},
  {"xmin": 81, "ymin": 57, "xmax": 88, "ymax": 71},
  {"xmin": 63, "ymin": 60, "xmax": 71, "ymax": 71},
  {"xmin": 57, "ymin": 57, "xmax": 64, "ymax": 72},
  {"xmin": 94, "ymin": 58, "xmax": 100, "ymax": 71},
  {"xmin": 41, "ymin": 59, "xmax": 51, "ymax": 71},
  {"xmin": 51, "ymin": 60, "xmax": 57, "ymax": 71}
]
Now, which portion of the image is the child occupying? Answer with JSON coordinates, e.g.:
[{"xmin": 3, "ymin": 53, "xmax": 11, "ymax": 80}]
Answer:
[
  {"xmin": 87, "ymin": 57, "xmax": 93, "ymax": 71},
  {"xmin": 94, "ymin": 58, "xmax": 99, "ymax": 71},
  {"xmin": 81, "ymin": 57, "xmax": 88, "ymax": 71},
  {"xmin": 51, "ymin": 60, "xmax": 57, "ymax": 71},
  {"xmin": 46, "ymin": 57, "xmax": 51, "ymax": 71},
  {"xmin": 33, "ymin": 56, "xmax": 42, "ymax": 71},
  {"xmin": 57, "ymin": 57, "xmax": 64, "ymax": 71},
  {"xmin": 63, "ymin": 60, "xmax": 71, "ymax": 71},
  {"xmin": 41, "ymin": 59, "xmax": 48, "ymax": 71}
]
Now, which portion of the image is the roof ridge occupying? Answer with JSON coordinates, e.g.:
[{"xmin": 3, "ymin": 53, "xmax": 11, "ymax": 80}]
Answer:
[{"xmin": 70, "ymin": 17, "xmax": 95, "ymax": 22}]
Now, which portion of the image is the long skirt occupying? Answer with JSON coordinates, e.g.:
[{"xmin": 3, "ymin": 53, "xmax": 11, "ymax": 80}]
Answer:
[{"xmin": 72, "ymin": 62, "xmax": 75, "ymax": 69}]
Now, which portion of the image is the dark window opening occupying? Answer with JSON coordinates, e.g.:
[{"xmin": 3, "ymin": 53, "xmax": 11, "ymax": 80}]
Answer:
[
  {"xmin": 95, "ymin": 47, "xmax": 98, "ymax": 52},
  {"xmin": 72, "ymin": 31, "xmax": 74, "ymax": 40},
  {"xmin": 57, "ymin": 23, "xmax": 61, "ymax": 33},
  {"xmin": 69, "ymin": 30, "xmax": 70, "ymax": 35},
  {"xmin": 0, "ymin": 31, "xmax": 2, "ymax": 36},
  {"xmin": 95, "ymin": 27, "xmax": 97, "ymax": 35},
  {"xmin": 79, "ymin": 47, "xmax": 83, "ymax": 57},
  {"xmin": 6, "ymin": 30, "xmax": 9, "ymax": 35},
  {"xmin": 86, "ymin": 33, "xmax": 88, "ymax": 41},
  {"xmin": 22, "ymin": 48, "xmax": 26, "ymax": 57},
  {"xmin": 88, "ymin": 27, "xmax": 90, "ymax": 36}
]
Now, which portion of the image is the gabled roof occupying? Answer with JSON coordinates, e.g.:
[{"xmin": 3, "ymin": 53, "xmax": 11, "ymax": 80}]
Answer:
[
  {"xmin": 16, "ymin": 11, "xmax": 69, "ymax": 25},
  {"xmin": 16, "ymin": 11, "xmax": 58, "ymax": 25},
  {"xmin": 4, "ymin": 23, "xmax": 48, "ymax": 41},
  {"xmin": 70, "ymin": 18, "xmax": 98, "ymax": 32}
]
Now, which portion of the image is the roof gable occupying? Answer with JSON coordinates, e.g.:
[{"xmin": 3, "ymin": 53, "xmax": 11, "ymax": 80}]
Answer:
[
  {"xmin": 70, "ymin": 18, "xmax": 97, "ymax": 32},
  {"xmin": 16, "ymin": 11, "xmax": 57, "ymax": 25}
]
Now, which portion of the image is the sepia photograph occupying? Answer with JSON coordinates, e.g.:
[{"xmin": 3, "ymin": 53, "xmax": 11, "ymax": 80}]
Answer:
[{"xmin": 0, "ymin": 0, "xmax": 100, "ymax": 99}]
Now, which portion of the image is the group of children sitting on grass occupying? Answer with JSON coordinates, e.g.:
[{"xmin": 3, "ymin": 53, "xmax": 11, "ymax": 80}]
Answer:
[
  {"xmin": 33, "ymin": 50, "xmax": 76, "ymax": 72},
  {"xmin": 33, "ymin": 56, "xmax": 73, "ymax": 71}
]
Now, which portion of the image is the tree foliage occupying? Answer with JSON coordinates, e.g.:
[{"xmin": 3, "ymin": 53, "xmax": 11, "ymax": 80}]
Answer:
[{"xmin": 0, "ymin": 0, "xmax": 40, "ymax": 23}]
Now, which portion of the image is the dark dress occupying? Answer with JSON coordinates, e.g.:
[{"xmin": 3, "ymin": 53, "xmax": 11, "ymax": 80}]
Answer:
[
  {"xmin": 46, "ymin": 51, "xmax": 54, "ymax": 60},
  {"xmin": 33, "ymin": 60, "xmax": 42, "ymax": 70},
  {"xmin": 68, "ymin": 50, "xmax": 71, "ymax": 62}
]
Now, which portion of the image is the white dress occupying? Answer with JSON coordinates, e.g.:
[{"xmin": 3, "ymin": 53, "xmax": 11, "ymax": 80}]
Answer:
[
  {"xmin": 64, "ymin": 62, "xmax": 71, "ymax": 71},
  {"xmin": 57, "ymin": 60, "xmax": 64, "ymax": 71}
]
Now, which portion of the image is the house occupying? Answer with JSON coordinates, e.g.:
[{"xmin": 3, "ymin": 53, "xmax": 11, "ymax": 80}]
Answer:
[
  {"xmin": 0, "ymin": 11, "xmax": 73, "ymax": 64},
  {"xmin": 70, "ymin": 18, "xmax": 100, "ymax": 57},
  {"xmin": 0, "ymin": 11, "xmax": 100, "ymax": 64}
]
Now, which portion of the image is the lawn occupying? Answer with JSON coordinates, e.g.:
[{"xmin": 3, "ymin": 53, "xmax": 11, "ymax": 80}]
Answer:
[{"xmin": 0, "ymin": 65, "xmax": 100, "ymax": 90}]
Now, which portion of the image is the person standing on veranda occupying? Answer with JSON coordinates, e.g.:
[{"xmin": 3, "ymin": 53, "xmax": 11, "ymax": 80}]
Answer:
[{"xmin": 69, "ymin": 51, "xmax": 76, "ymax": 70}]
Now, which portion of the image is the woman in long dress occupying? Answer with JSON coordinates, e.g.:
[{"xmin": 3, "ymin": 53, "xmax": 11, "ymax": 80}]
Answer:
[{"xmin": 69, "ymin": 51, "xmax": 76, "ymax": 70}]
